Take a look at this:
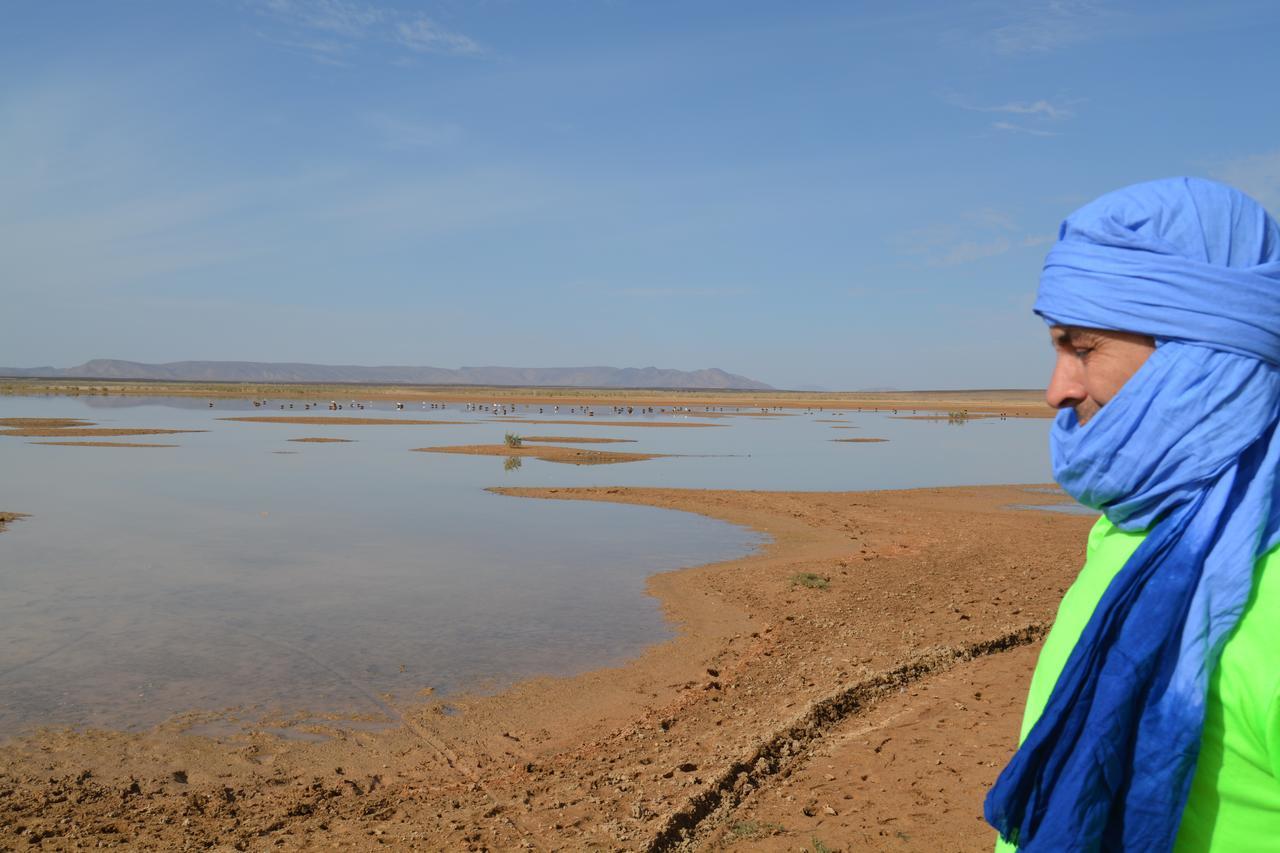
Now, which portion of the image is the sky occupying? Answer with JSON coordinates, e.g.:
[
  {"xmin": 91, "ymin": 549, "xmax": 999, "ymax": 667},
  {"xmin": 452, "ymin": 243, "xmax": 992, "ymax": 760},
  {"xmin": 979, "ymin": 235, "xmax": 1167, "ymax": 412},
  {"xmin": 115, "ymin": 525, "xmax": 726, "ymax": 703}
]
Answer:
[{"xmin": 3, "ymin": 0, "xmax": 1280, "ymax": 391}]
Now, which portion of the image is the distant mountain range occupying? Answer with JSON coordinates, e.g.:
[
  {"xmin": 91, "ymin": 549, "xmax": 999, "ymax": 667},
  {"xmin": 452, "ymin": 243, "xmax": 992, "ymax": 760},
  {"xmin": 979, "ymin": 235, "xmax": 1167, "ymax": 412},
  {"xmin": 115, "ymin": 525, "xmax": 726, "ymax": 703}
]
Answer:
[{"xmin": 0, "ymin": 359, "xmax": 774, "ymax": 391}]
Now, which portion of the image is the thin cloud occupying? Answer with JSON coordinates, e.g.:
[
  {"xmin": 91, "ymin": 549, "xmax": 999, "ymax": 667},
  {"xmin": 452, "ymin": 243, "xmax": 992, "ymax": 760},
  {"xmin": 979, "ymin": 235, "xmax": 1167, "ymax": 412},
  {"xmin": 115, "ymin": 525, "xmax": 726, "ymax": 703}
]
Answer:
[
  {"xmin": 987, "ymin": 0, "xmax": 1111, "ymax": 55},
  {"xmin": 992, "ymin": 120, "xmax": 1058, "ymax": 137},
  {"xmin": 984, "ymin": 99, "xmax": 1073, "ymax": 120},
  {"xmin": 947, "ymin": 93, "xmax": 1077, "ymax": 138},
  {"xmin": 254, "ymin": 0, "xmax": 384, "ymax": 38},
  {"xmin": 899, "ymin": 210, "xmax": 1053, "ymax": 267},
  {"xmin": 395, "ymin": 17, "xmax": 482, "ymax": 56},
  {"xmin": 247, "ymin": 0, "xmax": 484, "ymax": 63}
]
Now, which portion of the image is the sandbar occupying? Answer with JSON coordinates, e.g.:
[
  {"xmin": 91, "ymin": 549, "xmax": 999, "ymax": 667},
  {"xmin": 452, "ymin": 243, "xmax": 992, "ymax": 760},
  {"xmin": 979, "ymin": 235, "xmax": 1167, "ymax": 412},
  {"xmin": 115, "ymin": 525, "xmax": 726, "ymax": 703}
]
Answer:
[
  {"xmin": 519, "ymin": 435, "xmax": 637, "ymax": 444},
  {"xmin": 0, "ymin": 418, "xmax": 94, "ymax": 429},
  {"xmin": 832, "ymin": 437, "xmax": 888, "ymax": 443},
  {"xmin": 0, "ymin": 484, "xmax": 1087, "ymax": 851},
  {"xmin": 287, "ymin": 437, "xmax": 355, "ymax": 443},
  {"xmin": 30, "ymin": 441, "xmax": 178, "ymax": 448},
  {"xmin": 0, "ymin": 427, "xmax": 203, "ymax": 437},
  {"xmin": 412, "ymin": 444, "xmax": 664, "ymax": 465}
]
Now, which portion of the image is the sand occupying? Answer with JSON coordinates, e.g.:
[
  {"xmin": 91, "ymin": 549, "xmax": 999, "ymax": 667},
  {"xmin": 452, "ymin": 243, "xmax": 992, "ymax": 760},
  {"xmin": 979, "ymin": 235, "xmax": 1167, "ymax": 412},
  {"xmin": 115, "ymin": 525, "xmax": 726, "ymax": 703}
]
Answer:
[
  {"xmin": 0, "ymin": 483, "xmax": 1090, "ymax": 851},
  {"xmin": 832, "ymin": 438, "xmax": 888, "ymax": 443},
  {"xmin": 221, "ymin": 416, "xmax": 466, "ymax": 426},
  {"xmin": 0, "ymin": 512, "xmax": 26, "ymax": 532},
  {"xmin": 29, "ymin": 441, "xmax": 179, "ymax": 448},
  {"xmin": 520, "ymin": 436, "xmax": 638, "ymax": 444},
  {"xmin": 288, "ymin": 437, "xmax": 356, "ymax": 443},
  {"xmin": 412, "ymin": 444, "xmax": 665, "ymax": 465}
]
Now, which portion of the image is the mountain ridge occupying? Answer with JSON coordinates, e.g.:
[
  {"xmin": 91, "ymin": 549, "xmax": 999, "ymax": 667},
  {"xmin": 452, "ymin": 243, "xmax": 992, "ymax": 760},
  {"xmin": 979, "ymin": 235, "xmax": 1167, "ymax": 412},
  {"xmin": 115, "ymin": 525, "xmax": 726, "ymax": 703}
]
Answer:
[{"xmin": 0, "ymin": 359, "xmax": 774, "ymax": 390}]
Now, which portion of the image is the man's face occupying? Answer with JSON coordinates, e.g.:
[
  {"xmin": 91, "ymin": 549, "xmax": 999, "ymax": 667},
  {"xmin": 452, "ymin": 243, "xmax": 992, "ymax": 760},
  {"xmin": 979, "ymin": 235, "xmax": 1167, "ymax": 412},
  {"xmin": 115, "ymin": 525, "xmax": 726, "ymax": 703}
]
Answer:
[{"xmin": 1047, "ymin": 326, "xmax": 1156, "ymax": 425}]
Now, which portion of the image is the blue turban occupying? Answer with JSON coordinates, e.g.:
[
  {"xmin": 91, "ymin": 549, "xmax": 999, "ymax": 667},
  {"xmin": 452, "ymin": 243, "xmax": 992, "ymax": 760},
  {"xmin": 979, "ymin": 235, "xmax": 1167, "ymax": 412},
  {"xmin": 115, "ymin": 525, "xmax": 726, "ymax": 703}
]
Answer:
[{"xmin": 985, "ymin": 177, "xmax": 1280, "ymax": 850}]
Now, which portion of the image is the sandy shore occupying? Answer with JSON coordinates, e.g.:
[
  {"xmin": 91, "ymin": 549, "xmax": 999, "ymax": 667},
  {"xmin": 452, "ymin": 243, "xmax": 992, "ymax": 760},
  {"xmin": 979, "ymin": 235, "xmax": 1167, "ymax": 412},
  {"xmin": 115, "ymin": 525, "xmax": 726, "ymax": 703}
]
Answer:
[
  {"xmin": 0, "ymin": 484, "xmax": 1089, "ymax": 851},
  {"xmin": 831, "ymin": 438, "xmax": 888, "ymax": 444},
  {"xmin": 2, "ymin": 379, "xmax": 1054, "ymax": 418}
]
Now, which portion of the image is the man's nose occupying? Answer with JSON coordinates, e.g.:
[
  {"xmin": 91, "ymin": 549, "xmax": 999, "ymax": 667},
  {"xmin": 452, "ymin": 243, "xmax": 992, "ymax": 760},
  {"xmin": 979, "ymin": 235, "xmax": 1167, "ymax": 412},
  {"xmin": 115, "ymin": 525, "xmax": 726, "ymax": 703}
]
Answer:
[{"xmin": 1046, "ymin": 355, "xmax": 1086, "ymax": 410}]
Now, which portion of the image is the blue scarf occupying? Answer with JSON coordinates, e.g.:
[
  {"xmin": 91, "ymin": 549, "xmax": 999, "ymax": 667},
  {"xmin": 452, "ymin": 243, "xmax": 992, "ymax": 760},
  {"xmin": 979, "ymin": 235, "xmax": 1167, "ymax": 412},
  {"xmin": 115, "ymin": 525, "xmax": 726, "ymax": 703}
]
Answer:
[{"xmin": 985, "ymin": 177, "xmax": 1280, "ymax": 851}]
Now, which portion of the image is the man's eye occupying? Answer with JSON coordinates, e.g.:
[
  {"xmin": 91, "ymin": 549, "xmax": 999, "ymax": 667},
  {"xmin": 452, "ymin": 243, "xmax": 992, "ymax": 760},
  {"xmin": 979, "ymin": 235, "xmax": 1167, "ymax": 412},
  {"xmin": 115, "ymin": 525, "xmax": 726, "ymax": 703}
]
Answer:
[{"xmin": 1074, "ymin": 348, "xmax": 1093, "ymax": 359}]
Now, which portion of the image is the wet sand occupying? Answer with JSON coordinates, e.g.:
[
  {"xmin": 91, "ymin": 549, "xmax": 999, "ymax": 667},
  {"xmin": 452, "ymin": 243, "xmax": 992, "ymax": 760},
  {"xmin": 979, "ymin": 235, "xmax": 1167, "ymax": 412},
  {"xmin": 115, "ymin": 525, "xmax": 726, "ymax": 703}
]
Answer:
[
  {"xmin": 0, "ymin": 484, "xmax": 1088, "ymax": 851},
  {"xmin": 412, "ymin": 444, "xmax": 665, "ymax": 465}
]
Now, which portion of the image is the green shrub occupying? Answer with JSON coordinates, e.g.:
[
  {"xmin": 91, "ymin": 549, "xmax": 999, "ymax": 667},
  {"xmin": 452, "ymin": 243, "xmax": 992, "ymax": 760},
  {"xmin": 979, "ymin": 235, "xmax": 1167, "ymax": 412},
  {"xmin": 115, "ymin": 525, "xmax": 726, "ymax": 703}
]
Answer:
[{"xmin": 791, "ymin": 572, "xmax": 829, "ymax": 590}]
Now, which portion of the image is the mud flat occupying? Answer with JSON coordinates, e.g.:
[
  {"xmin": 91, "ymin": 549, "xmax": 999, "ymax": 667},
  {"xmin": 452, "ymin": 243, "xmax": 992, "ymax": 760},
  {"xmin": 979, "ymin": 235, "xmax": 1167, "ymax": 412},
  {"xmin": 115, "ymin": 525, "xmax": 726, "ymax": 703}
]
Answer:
[
  {"xmin": 0, "ymin": 484, "xmax": 1090, "ymax": 851},
  {"xmin": 412, "ymin": 444, "xmax": 665, "ymax": 466}
]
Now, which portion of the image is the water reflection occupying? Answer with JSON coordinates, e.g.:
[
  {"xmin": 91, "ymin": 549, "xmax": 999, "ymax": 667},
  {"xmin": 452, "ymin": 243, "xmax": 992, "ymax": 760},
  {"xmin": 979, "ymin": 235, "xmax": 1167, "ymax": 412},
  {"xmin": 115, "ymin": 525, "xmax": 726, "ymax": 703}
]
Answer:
[{"xmin": 0, "ymin": 394, "xmax": 1052, "ymax": 735}]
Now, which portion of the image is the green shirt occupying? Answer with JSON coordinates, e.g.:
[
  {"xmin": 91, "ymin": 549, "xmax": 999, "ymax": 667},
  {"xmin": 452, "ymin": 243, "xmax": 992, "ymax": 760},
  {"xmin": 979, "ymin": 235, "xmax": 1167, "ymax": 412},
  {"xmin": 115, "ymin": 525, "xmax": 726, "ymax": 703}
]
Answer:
[{"xmin": 997, "ymin": 516, "xmax": 1280, "ymax": 851}]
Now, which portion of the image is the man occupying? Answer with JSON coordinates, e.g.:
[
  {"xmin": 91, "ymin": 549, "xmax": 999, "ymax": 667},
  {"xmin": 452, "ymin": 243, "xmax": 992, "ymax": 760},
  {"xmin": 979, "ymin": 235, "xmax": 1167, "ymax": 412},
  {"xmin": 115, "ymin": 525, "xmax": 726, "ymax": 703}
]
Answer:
[{"xmin": 985, "ymin": 177, "xmax": 1280, "ymax": 851}]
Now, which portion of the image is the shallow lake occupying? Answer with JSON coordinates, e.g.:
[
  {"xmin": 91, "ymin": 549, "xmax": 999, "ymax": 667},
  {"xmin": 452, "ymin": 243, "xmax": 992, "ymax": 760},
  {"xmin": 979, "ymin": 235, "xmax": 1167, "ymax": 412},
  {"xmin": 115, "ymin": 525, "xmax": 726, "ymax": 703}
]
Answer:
[{"xmin": 0, "ymin": 394, "xmax": 1055, "ymax": 735}]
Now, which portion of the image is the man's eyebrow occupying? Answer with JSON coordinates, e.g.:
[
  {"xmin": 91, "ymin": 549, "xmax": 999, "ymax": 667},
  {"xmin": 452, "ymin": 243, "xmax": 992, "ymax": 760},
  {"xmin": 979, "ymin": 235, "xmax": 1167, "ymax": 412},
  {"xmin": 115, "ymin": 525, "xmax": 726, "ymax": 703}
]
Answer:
[{"xmin": 1054, "ymin": 327, "xmax": 1099, "ymax": 346}]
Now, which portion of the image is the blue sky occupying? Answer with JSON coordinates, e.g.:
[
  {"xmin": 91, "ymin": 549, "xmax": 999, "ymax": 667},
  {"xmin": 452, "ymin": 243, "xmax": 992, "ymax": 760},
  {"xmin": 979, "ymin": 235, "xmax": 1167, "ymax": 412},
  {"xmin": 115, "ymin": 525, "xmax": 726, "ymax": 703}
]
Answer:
[{"xmin": 3, "ymin": 0, "xmax": 1279, "ymax": 390}]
